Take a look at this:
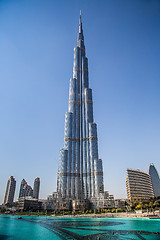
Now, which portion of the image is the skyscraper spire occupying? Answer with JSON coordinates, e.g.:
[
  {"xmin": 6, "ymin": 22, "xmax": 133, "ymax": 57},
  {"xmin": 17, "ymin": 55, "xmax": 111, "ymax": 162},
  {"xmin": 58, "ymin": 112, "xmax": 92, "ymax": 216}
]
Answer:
[
  {"xmin": 79, "ymin": 10, "xmax": 81, "ymax": 23},
  {"xmin": 79, "ymin": 10, "xmax": 82, "ymax": 32},
  {"xmin": 78, "ymin": 11, "xmax": 84, "ymax": 43},
  {"xmin": 57, "ymin": 14, "xmax": 104, "ymax": 209}
]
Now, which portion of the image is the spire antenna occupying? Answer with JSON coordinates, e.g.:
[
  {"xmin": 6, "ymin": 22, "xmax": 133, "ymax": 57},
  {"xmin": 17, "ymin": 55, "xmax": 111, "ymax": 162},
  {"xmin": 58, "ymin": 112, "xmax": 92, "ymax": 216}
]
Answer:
[
  {"xmin": 79, "ymin": 10, "xmax": 82, "ymax": 34},
  {"xmin": 79, "ymin": 10, "xmax": 82, "ymax": 25}
]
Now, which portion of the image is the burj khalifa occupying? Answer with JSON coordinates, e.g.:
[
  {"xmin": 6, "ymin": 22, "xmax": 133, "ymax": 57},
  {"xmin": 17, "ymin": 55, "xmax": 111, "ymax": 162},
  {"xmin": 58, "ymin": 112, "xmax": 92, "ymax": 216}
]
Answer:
[{"xmin": 57, "ymin": 13, "xmax": 104, "ymax": 204}]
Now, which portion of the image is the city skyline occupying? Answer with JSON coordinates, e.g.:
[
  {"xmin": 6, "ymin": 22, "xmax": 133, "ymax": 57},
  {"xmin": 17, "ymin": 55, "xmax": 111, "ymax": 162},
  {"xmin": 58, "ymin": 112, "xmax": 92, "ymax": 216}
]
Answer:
[{"xmin": 0, "ymin": 0, "xmax": 160, "ymax": 204}]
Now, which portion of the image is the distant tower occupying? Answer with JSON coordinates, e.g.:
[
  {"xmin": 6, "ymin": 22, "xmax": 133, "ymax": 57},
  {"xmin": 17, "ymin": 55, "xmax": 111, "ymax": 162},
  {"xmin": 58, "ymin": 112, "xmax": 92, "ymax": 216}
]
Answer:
[
  {"xmin": 19, "ymin": 179, "xmax": 27, "ymax": 198},
  {"xmin": 4, "ymin": 176, "xmax": 16, "ymax": 204},
  {"xmin": 33, "ymin": 177, "xmax": 40, "ymax": 199},
  {"xmin": 148, "ymin": 163, "xmax": 160, "ymax": 198},
  {"xmin": 57, "ymin": 13, "xmax": 104, "ymax": 204},
  {"xmin": 19, "ymin": 179, "xmax": 33, "ymax": 198}
]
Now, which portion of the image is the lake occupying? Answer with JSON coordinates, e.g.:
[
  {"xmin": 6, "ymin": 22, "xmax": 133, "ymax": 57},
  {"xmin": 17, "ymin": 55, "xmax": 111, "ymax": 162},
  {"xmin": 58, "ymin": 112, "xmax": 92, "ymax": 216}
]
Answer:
[{"xmin": 0, "ymin": 215, "xmax": 160, "ymax": 239}]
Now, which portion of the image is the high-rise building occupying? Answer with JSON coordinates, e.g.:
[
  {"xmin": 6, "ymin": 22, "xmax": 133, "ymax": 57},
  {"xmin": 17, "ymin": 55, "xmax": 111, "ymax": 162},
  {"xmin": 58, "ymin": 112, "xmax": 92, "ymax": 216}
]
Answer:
[
  {"xmin": 148, "ymin": 163, "xmax": 160, "ymax": 198},
  {"xmin": 57, "ymin": 13, "xmax": 104, "ymax": 207},
  {"xmin": 33, "ymin": 177, "xmax": 40, "ymax": 199},
  {"xmin": 126, "ymin": 169, "xmax": 154, "ymax": 202},
  {"xmin": 19, "ymin": 179, "xmax": 27, "ymax": 198},
  {"xmin": 4, "ymin": 176, "xmax": 16, "ymax": 204},
  {"xmin": 19, "ymin": 179, "xmax": 33, "ymax": 198}
]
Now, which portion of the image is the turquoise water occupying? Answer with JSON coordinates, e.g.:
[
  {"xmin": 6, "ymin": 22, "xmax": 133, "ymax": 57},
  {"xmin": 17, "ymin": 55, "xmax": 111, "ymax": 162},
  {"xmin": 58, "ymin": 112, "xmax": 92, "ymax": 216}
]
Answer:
[{"xmin": 0, "ymin": 215, "xmax": 160, "ymax": 239}]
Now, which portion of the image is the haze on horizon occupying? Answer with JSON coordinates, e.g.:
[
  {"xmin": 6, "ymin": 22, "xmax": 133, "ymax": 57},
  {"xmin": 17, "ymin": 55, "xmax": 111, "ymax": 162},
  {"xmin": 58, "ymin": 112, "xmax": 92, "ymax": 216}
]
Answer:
[{"xmin": 0, "ymin": 0, "xmax": 160, "ymax": 204}]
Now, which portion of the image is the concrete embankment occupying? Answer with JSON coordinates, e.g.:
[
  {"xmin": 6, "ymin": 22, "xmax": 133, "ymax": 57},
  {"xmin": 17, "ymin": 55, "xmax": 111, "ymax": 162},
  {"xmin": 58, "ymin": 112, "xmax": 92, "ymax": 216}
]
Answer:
[{"xmin": 52, "ymin": 211, "xmax": 160, "ymax": 219}]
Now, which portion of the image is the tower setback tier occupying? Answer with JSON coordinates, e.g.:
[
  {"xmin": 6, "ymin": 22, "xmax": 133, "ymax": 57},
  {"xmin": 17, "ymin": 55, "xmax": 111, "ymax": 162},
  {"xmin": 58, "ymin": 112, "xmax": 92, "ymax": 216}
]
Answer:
[{"xmin": 57, "ymin": 13, "xmax": 104, "ymax": 202}]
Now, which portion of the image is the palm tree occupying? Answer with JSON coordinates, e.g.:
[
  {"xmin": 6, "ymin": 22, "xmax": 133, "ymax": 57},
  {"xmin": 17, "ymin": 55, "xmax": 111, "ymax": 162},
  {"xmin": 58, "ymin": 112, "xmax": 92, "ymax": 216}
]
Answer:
[
  {"xmin": 149, "ymin": 201, "xmax": 153, "ymax": 212},
  {"xmin": 153, "ymin": 201, "xmax": 158, "ymax": 209}
]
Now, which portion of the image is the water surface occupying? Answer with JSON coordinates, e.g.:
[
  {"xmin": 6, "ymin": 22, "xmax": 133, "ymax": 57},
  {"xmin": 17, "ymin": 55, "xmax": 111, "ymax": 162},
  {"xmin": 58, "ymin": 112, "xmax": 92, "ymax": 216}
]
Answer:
[{"xmin": 0, "ymin": 215, "xmax": 160, "ymax": 239}]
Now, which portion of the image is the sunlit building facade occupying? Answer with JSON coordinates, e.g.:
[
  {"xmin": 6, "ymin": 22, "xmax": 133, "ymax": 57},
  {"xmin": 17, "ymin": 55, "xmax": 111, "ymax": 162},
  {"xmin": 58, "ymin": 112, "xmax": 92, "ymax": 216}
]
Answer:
[
  {"xmin": 126, "ymin": 169, "xmax": 154, "ymax": 202},
  {"xmin": 19, "ymin": 179, "xmax": 33, "ymax": 198},
  {"xmin": 57, "ymin": 14, "xmax": 104, "ymax": 207},
  {"xmin": 4, "ymin": 176, "xmax": 16, "ymax": 204}
]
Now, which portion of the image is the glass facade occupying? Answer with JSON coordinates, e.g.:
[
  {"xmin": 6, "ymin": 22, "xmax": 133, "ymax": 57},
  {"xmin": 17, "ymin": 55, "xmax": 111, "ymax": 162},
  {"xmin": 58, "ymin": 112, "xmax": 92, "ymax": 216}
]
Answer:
[
  {"xmin": 57, "ymin": 14, "xmax": 104, "ymax": 201},
  {"xmin": 148, "ymin": 163, "xmax": 160, "ymax": 198}
]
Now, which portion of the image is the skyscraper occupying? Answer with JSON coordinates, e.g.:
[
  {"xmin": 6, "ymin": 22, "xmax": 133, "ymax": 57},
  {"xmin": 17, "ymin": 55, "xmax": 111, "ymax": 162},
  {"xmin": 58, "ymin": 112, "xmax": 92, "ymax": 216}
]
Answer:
[
  {"xmin": 19, "ymin": 179, "xmax": 33, "ymax": 198},
  {"xmin": 19, "ymin": 179, "xmax": 27, "ymax": 198},
  {"xmin": 57, "ymin": 13, "xmax": 104, "ymax": 206},
  {"xmin": 148, "ymin": 163, "xmax": 160, "ymax": 198},
  {"xmin": 4, "ymin": 176, "xmax": 16, "ymax": 204},
  {"xmin": 33, "ymin": 177, "xmax": 40, "ymax": 199}
]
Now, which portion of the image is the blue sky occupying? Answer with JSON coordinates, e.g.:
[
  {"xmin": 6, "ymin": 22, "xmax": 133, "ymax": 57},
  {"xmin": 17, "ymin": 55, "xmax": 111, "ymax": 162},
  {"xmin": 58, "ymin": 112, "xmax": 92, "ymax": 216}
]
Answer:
[{"xmin": 0, "ymin": 0, "xmax": 160, "ymax": 203}]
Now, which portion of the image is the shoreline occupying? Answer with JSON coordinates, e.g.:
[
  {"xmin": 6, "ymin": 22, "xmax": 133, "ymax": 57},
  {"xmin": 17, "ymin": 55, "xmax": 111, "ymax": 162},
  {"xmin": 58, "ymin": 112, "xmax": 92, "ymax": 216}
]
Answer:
[
  {"xmin": 1, "ymin": 212, "xmax": 160, "ymax": 219},
  {"xmin": 51, "ymin": 212, "xmax": 160, "ymax": 219}
]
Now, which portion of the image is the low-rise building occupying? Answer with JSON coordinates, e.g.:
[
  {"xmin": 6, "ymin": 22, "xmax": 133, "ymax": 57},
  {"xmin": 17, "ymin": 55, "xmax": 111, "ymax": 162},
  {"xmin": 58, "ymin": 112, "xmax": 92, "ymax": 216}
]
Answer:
[
  {"xmin": 17, "ymin": 197, "xmax": 42, "ymax": 211},
  {"xmin": 104, "ymin": 193, "xmax": 115, "ymax": 209},
  {"xmin": 114, "ymin": 199, "xmax": 126, "ymax": 210},
  {"xmin": 42, "ymin": 192, "xmax": 58, "ymax": 211},
  {"xmin": 92, "ymin": 191, "xmax": 115, "ymax": 209}
]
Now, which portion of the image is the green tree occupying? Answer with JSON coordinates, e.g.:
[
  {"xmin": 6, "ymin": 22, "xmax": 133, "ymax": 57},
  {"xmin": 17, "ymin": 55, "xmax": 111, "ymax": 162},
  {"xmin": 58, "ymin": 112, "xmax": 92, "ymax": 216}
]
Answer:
[
  {"xmin": 153, "ymin": 201, "xmax": 159, "ymax": 209},
  {"xmin": 117, "ymin": 208, "xmax": 123, "ymax": 212},
  {"xmin": 149, "ymin": 201, "xmax": 154, "ymax": 211},
  {"xmin": 143, "ymin": 203, "xmax": 149, "ymax": 210},
  {"xmin": 89, "ymin": 209, "xmax": 93, "ymax": 214},
  {"xmin": 111, "ymin": 208, "xmax": 116, "ymax": 213},
  {"xmin": 95, "ymin": 209, "xmax": 98, "ymax": 214}
]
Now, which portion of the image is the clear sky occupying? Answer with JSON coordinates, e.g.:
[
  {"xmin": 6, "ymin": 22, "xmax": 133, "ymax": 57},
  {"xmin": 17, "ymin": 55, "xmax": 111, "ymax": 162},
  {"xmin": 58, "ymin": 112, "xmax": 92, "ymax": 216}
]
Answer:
[{"xmin": 0, "ymin": 0, "xmax": 160, "ymax": 204}]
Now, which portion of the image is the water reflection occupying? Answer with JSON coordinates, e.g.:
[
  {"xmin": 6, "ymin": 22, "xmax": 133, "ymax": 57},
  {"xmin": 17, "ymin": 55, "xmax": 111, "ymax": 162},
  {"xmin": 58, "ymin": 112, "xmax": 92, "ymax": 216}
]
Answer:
[{"xmin": 23, "ymin": 217, "xmax": 160, "ymax": 240}]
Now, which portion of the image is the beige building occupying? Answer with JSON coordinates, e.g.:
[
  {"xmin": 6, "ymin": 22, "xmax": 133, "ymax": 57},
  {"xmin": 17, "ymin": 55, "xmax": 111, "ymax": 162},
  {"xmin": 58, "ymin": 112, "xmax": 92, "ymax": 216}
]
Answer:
[
  {"xmin": 126, "ymin": 169, "xmax": 154, "ymax": 202},
  {"xmin": 4, "ymin": 176, "xmax": 16, "ymax": 204}
]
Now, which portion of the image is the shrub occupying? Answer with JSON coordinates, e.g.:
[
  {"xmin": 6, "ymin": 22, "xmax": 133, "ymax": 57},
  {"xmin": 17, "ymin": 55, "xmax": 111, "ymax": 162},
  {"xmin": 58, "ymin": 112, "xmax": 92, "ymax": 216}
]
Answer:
[
  {"xmin": 106, "ymin": 209, "xmax": 111, "ymax": 213},
  {"xmin": 95, "ymin": 209, "xmax": 98, "ymax": 214},
  {"xmin": 117, "ymin": 208, "xmax": 123, "ymax": 213},
  {"xmin": 111, "ymin": 208, "xmax": 116, "ymax": 213}
]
